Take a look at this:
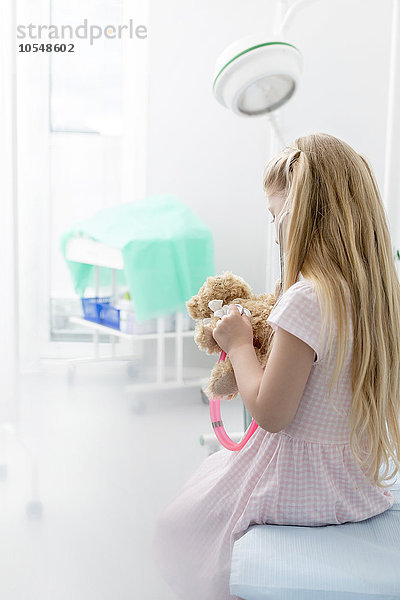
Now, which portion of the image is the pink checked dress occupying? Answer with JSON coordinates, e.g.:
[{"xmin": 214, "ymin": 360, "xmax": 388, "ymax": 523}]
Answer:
[{"xmin": 151, "ymin": 278, "xmax": 394, "ymax": 600}]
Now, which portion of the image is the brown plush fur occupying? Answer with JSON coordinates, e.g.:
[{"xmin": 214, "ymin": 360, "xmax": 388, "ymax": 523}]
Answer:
[{"xmin": 186, "ymin": 272, "xmax": 280, "ymax": 401}]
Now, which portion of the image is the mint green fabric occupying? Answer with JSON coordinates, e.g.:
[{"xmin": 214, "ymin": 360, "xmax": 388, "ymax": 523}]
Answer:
[{"xmin": 60, "ymin": 195, "xmax": 215, "ymax": 323}]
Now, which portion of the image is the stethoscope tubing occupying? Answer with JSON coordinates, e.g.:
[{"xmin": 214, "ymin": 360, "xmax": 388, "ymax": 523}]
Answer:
[
  {"xmin": 278, "ymin": 209, "xmax": 290, "ymax": 295},
  {"xmin": 209, "ymin": 209, "xmax": 290, "ymax": 451},
  {"xmin": 209, "ymin": 350, "xmax": 259, "ymax": 451}
]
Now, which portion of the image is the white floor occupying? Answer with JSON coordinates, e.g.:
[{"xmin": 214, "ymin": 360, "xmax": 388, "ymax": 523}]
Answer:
[{"xmin": 0, "ymin": 364, "xmax": 244, "ymax": 600}]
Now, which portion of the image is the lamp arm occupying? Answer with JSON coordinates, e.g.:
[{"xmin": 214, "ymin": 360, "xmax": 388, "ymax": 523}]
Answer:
[{"xmin": 279, "ymin": 0, "xmax": 323, "ymax": 36}]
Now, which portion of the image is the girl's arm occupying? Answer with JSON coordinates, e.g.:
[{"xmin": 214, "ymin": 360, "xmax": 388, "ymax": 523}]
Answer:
[
  {"xmin": 229, "ymin": 327, "xmax": 314, "ymax": 432},
  {"xmin": 227, "ymin": 343, "xmax": 265, "ymax": 425}
]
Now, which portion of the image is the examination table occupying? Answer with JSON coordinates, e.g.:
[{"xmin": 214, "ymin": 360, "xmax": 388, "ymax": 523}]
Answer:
[{"xmin": 230, "ymin": 486, "xmax": 400, "ymax": 599}]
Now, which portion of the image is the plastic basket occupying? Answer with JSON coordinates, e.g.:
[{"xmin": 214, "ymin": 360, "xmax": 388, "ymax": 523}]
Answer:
[
  {"xmin": 99, "ymin": 302, "xmax": 120, "ymax": 330},
  {"xmin": 81, "ymin": 297, "xmax": 120, "ymax": 330},
  {"xmin": 81, "ymin": 297, "xmax": 109, "ymax": 322}
]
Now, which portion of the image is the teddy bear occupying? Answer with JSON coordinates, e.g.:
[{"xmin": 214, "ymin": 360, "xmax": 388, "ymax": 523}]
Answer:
[{"xmin": 186, "ymin": 271, "xmax": 281, "ymax": 401}]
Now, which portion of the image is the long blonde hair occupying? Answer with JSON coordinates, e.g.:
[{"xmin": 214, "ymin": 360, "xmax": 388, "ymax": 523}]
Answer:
[{"xmin": 263, "ymin": 132, "xmax": 400, "ymax": 489}]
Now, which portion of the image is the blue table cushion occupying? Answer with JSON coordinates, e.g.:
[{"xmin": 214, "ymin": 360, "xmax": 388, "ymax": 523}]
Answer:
[{"xmin": 230, "ymin": 487, "xmax": 400, "ymax": 600}]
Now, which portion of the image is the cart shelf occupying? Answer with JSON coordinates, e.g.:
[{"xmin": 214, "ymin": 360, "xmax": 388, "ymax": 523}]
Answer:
[
  {"xmin": 70, "ymin": 316, "xmax": 196, "ymax": 340},
  {"xmin": 64, "ymin": 236, "xmax": 207, "ymax": 406}
]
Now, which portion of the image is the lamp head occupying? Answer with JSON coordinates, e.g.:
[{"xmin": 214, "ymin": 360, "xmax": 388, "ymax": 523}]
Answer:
[{"xmin": 213, "ymin": 35, "xmax": 302, "ymax": 117}]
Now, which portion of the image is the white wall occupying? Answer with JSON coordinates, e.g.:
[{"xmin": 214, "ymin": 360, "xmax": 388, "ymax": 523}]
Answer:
[
  {"xmin": 145, "ymin": 0, "xmax": 394, "ymax": 298},
  {"xmin": 0, "ymin": 0, "xmax": 18, "ymax": 411},
  {"xmin": 17, "ymin": 0, "xmax": 51, "ymax": 372}
]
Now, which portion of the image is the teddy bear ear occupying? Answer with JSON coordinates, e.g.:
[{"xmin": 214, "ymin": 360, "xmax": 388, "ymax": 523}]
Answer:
[{"xmin": 186, "ymin": 296, "xmax": 202, "ymax": 319}]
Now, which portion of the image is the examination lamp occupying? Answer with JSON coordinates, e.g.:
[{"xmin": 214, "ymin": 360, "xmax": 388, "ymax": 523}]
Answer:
[{"xmin": 212, "ymin": 35, "xmax": 303, "ymax": 117}]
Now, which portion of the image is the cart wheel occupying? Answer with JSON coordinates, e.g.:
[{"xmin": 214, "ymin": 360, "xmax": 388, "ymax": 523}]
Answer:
[
  {"xmin": 132, "ymin": 398, "xmax": 146, "ymax": 415},
  {"xmin": 67, "ymin": 364, "xmax": 76, "ymax": 386},
  {"xmin": 126, "ymin": 361, "xmax": 139, "ymax": 379},
  {"xmin": 26, "ymin": 500, "xmax": 43, "ymax": 520},
  {"xmin": 0, "ymin": 464, "xmax": 7, "ymax": 481},
  {"xmin": 200, "ymin": 388, "xmax": 209, "ymax": 405}
]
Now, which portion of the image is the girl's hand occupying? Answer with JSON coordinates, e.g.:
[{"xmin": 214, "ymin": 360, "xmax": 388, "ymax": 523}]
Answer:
[{"xmin": 212, "ymin": 304, "xmax": 253, "ymax": 355}]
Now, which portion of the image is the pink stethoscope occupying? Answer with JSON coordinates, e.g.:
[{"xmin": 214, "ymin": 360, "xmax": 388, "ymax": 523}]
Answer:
[
  {"xmin": 209, "ymin": 349, "xmax": 259, "ymax": 450},
  {"xmin": 209, "ymin": 209, "xmax": 290, "ymax": 451}
]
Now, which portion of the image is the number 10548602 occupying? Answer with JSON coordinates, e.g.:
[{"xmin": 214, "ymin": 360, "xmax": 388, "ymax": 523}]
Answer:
[{"xmin": 18, "ymin": 43, "xmax": 74, "ymax": 53}]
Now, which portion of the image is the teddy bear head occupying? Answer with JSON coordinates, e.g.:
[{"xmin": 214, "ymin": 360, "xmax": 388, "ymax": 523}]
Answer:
[{"xmin": 186, "ymin": 271, "xmax": 253, "ymax": 320}]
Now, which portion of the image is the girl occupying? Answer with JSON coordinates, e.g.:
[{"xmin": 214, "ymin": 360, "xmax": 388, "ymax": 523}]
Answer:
[{"xmin": 151, "ymin": 133, "xmax": 400, "ymax": 600}]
